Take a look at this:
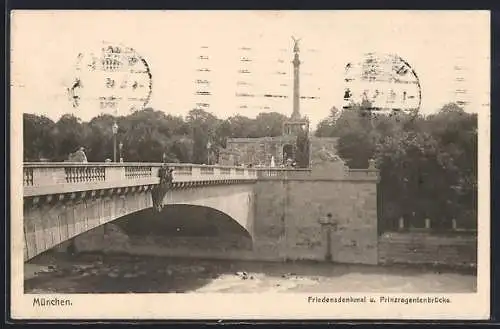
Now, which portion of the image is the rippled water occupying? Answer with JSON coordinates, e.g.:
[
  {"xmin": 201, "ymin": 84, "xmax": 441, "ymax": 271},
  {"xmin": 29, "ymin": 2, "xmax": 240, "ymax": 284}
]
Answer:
[{"xmin": 25, "ymin": 252, "xmax": 476, "ymax": 293}]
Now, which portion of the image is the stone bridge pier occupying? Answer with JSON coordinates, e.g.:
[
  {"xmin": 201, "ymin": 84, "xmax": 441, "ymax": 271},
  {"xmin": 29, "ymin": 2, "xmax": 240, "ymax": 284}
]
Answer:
[{"xmin": 250, "ymin": 163, "xmax": 380, "ymax": 265}]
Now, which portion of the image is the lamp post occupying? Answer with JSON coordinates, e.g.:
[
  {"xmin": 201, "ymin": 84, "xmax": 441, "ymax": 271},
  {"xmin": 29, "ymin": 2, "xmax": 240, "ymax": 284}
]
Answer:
[
  {"xmin": 112, "ymin": 121, "xmax": 118, "ymax": 162},
  {"xmin": 206, "ymin": 140, "xmax": 212, "ymax": 165},
  {"xmin": 119, "ymin": 141, "xmax": 123, "ymax": 163}
]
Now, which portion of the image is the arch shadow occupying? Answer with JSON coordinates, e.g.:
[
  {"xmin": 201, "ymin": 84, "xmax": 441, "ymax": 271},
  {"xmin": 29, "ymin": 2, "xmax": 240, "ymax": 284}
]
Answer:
[{"xmin": 115, "ymin": 204, "xmax": 252, "ymax": 241}]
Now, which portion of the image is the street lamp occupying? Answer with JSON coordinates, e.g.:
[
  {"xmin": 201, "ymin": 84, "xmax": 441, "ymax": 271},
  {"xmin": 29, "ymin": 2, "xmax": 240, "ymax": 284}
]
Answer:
[
  {"xmin": 112, "ymin": 121, "xmax": 118, "ymax": 162},
  {"xmin": 206, "ymin": 140, "xmax": 212, "ymax": 165},
  {"xmin": 119, "ymin": 141, "xmax": 123, "ymax": 163}
]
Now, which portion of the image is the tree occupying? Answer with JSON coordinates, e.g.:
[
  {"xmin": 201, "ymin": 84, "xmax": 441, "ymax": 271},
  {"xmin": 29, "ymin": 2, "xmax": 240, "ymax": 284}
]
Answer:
[
  {"xmin": 314, "ymin": 101, "xmax": 477, "ymax": 233},
  {"xmin": 170, "ymin": 136, "xmax": 194, "ymax": 163},
  {"xmin": 53, "ymin": 114, "xmax": 85, "ymax": 161},
  {"xmin": 226, "ymin": 115, "xmax": 255, "ymax": 138},
  {"xmin": 84, "ymin": 114, "xmax": 116, "ymax": 161},
  {"xmin": 186, "ymin": 109, "xmax": 220, "ymax": 164},
  {"xmin": 253, "ymin": 112, "xmax": 288, "ymax": 137},
  {"xmin": 214, "ymin": 120, "xmax": 231, "ymax": 149},
  {"xmin": 23, "ymin": 114, "xmax": 57, "ymax": 161},
  {"xmin": 118, "ymin": 109, "xmax": 169, "ymax": 162},
  {"xmin": 332, "ymin": 103, "xmax": 377, "ymax": 168},
  {"xmin": 315, "ymin": 106, "xmax": 339, "ymax": 137},
  {"xmin": 191, "ymin": 125, "xmax": 209, "ymax": 164},
  {"xmin": 376, "ymin": 131, "xmax": 445, "ymax": 230},
  {"xmin": 425, "ymin": 104, "xmax": 477, "ymax": 229},
  {"xmin": 375, "ymin": 106, "xmax": 477, "ymax": 232}
]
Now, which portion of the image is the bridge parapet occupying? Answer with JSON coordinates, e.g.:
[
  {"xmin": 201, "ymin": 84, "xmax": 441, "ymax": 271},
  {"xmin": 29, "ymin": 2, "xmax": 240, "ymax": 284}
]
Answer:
[
  {"xmin": 347, "ymin": 169, "xmax": 379, "ymax": 180},
  {"xmin": 256, "ymin": 167, "xmax": 379, "ymax": 181},
  {"xmin": 256, "ymin": 168, "xmax": 312, "ymax": 179},
  {"xmin": 23, "ymin": 163, "xmax": 257, "ymax": 197}
]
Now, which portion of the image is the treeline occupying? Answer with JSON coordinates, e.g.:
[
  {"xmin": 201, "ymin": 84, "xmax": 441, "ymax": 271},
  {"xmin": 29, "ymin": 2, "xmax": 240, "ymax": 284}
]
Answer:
[
  {"xmin": 24, "ymin": 103, "xmax": 478, "ymax": 231},
  {"xmin": 23, "ymin": 108, "xmax": 289, "ymax": 164},
  {"xmin": 315, "ymin": 103, "xmax": 477, "ymax": 232}
]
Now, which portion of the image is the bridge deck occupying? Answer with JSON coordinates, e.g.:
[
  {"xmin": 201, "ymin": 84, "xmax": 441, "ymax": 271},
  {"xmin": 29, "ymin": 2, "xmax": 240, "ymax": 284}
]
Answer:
[
  {"xmin": 23, "ymin": 163, "xmax": 258, "ymax": 197},
  {"xmin": 22, "ymin": 163, "xmax": 378, "ymax": 197}
]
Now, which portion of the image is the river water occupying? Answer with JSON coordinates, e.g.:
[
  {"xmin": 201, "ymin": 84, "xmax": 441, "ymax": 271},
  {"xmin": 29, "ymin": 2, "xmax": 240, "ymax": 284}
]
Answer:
[{"xmin": 25, "ymin": 252, "xmax": 476, "ymax": 293}]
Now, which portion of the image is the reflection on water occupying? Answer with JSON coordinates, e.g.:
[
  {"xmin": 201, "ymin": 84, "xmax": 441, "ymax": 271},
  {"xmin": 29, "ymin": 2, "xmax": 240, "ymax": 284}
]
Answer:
[{"xmin": 25, "ymin": 252, "xmax": 476, "ymax": 293}]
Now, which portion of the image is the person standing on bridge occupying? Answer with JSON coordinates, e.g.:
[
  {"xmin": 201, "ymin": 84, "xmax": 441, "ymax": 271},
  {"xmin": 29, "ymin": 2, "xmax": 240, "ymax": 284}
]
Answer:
[
  {"xmin": 165, "ymin": 167, "xmax": 174, "ymax": 187},
  {"xmin": 159, "ymin": 164, "xmax": 174, "ymax": 189},
  {"xmin": 71, "ymin": 147, "xmax": 88, "ymax": 163}
]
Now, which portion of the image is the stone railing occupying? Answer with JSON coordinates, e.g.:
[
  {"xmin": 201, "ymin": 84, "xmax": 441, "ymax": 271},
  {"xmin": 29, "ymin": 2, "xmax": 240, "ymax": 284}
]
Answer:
[
  {"xmin": 256, "ymin": 167, "xmax": 379, "ymax": 181},
  {"xmin": 256, "ymin": 168, "xmax": 312, "ymax": 179},
  {"xmin": 125, "ymin": 166, "xmax": 152, "ymax": 179},
  {"xmin": 65, "ymin": 166, "xmax": 106, "ymax": 183},
  {"xmin": 219, "ymin": 168, "xmax": 231, "ymax": 175},
  {"xmin": 200, "ymin": 166, "xmax": 214, "ymax": 175},
  {"xmin": 23, "ymin": 167, "xmax": 34, "ymax": 186},
  {"xmin": 23, "ymin": 163, "xmax": 258, "ymax": 197},
  {"xmin": 346, "ymin": 169, "xmax": 379, "ymax": 180}
]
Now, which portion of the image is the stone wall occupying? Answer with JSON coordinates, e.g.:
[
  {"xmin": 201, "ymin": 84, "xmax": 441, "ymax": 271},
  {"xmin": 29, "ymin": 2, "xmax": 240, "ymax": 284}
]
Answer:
[
  {"xmin": 378, "ymin": 232, "xmax": 477, "ymax": 268},
  {"xmin": 253, "ymin": 178, "xmax": 378, "ymax": 264},
  {"xmin": 226, "ymin": 136, "xmax": 296, "ymax": 166},
  {"xmin": 225, "ymin": 136, "xmax": 339, "ymax": 168}
]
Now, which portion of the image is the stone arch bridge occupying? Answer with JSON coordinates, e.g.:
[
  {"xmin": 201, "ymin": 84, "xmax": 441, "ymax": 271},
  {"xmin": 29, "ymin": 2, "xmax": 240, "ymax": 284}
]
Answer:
[
  {"xmin": 23, "ymin": 163, "xmax": 257, "ymax": 261},
  {"xmin": 22, "ymin": 161, "xmax": 380, "ymax": 265}
]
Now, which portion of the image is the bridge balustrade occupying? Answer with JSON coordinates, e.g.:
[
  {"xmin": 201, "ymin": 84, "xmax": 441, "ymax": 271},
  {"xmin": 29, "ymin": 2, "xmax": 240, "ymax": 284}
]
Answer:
[
  {"xmin": 200, "ymin": 167, "xmax": 215, "ymax": 175},
  {"xmin": 23, "ymin": 167, "xmax": 34, "ymax": 186},
  {"xmin": 256, "ymin": 168, "xmax": 312, "ymax": 178},
  {"xmin": 219, "ymin": 168, "xmax": 231, "ymax": 175},
  {"xmin": 346, "ymin": 169, "xmax": 379, "ymax": 179},
  {"xmin": 64, "ymin": 166, "xmax": 106, "ymax": 183},
  {"xmin": 23, "ymin": 163, "xmax": 258, "ymax": 197},
  {"xmin": 256, "ymin": 167, "xmax": 378, "ymax": 181},
  {"xmin": 173, "ymin": 165, "xmax": 192, "ymax": 176},
  {"xmin": 125, "ymin": 166, "xmax": 152, "ymax": 179}
]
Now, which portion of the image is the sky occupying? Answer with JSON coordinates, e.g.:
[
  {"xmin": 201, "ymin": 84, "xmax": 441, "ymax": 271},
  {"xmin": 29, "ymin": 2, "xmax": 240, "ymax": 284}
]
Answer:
[{"xmin": 11, "ymin": 10, "xmax": 490, "ymax": 128}]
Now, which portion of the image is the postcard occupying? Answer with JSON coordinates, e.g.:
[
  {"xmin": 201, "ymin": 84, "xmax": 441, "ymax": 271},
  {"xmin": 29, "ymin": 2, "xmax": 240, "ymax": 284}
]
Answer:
[{"xmin": 10, "ymin": 10, "xmax": 490, "ymax": 320}]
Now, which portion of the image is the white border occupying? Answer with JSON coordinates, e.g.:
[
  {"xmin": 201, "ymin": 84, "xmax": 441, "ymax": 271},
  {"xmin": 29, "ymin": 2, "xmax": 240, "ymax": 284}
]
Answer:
[{"xmin": 10, "ymin": 10, "xmax": 490, "ymax": 320}]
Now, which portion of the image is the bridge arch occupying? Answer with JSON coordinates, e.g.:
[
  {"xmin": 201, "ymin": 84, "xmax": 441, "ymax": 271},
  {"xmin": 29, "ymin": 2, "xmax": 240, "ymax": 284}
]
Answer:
[
  {"xmin": 160, "ymin": 185, "xmax": 255, "ymax": 237},
  {"xmin": 113, "ymin": 204, "xmax": 253, "ymax": 251},
  {"xmin": 24, "ymin": 183, "xmax": 255, "ymax": 261},
  {"xmin": 46, "ymin": 204, "xmax": 254, "ymax": 258},
  {"xmin": 163, "ymin": 204, "xmax": 252, "ymax": 239}
]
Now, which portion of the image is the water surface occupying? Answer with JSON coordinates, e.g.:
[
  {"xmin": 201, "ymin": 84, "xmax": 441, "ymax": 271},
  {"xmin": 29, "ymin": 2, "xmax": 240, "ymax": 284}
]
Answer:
[{"xmin": 25, "ymin": 252, "xmax": 476, "ymax": 293}]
